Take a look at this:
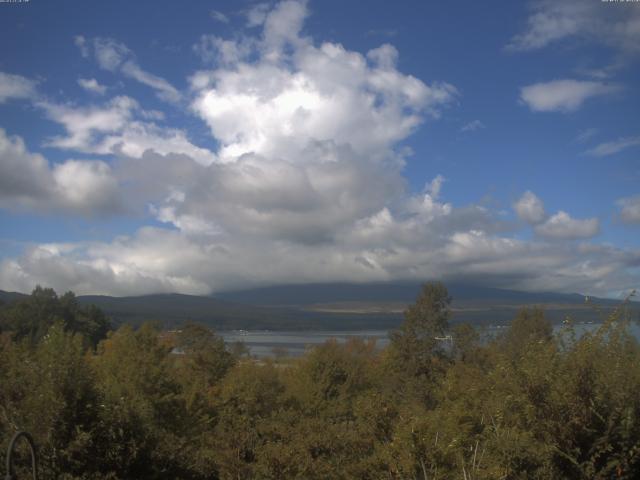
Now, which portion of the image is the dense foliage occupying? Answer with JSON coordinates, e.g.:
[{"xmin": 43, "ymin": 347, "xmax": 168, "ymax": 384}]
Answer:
[{"xmin": 1, "ymin": 284, "xmax": 639, "ymax": 479}]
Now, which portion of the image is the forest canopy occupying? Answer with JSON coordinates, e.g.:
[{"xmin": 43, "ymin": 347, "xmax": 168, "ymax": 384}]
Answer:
[{"xmin": 1, "ymin": 283, "xmax": 639, "ymax": 479}]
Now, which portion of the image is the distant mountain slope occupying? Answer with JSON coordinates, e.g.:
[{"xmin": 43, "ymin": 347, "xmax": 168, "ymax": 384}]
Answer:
[
  {"xmin": 75, "ymin": 294, "xmax": 307, "ymax": 330},
  {"xmin": 74, "ymin": 293, "xmax": 406, "ymax": 330},
  {"xmin": 0, "ymin": 289, "xmax": 398, "ymax": 330},
  {"xmin": 1, "ymin": 283, "xmax": 635, "ymax": 331},
  {"xmin": 0, "ymin": 290, "xmax": 27, "ymax": 305},
  {"xmin": 213, "ymin": 282, "xmax": 637, "ymax": 327},
  {"xmin": 213, "ymin": 282, "xmax": 613, "ymax": 307}
]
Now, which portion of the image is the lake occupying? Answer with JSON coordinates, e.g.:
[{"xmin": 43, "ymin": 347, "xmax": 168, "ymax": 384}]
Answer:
[
  {"xmin": 221, "ymin": 322, "xmax": 640, "ymax": 358},
  {"xmin": 221, "ymin": 329, "xmax": 390, "ymax": 358}
]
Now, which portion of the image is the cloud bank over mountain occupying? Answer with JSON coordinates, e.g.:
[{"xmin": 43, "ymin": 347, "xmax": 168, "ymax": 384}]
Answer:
[{"xmin": 0, "ymin": 0, "xmax": 638, "ymax": 298}]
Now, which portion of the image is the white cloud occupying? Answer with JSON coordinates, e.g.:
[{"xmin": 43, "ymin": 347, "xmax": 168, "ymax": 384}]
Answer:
[
  {"xmin": 366, "ymin": 43, "xmax": 399, "ymax": 69},
  {"xmin": 40, "ymin": 96, "xmax": 138, "ymax": 152},
  {"xmin": 575, "ymin": 127, "xmax": 598, "ymax": 144},
  {"xmin": 91, "ymin": 37, "xmax": 129, "ymax": 70},
  {"xmin": 507, "ymin": 1, "xmax": 591, "ymax": 52},
  {"xmin": 0, "ymin": 235, "xmax": 213, "ymax": 298},
  {"xmin": 535, "ymin": 211, "xmax": 599, "ymax": 239},
  {"xmin": 77, "ymin": 77, "xmax": 107, "ymax": 95},
  {"xmin": 514, "ymin": 190, "xmax": 546, "ymax": 224},
  {"xmin": 153, "ymin": 205, "xmax": 221, "ymax": 237},
  {"xmin": 100, "ymin": 121, "xmax": 216, "ymax": 165},
  {"xmin": 210, "ymin": 10, "xmax": 230, "ymax": 24},
  {"xmin": 617, "ymin": 195, "xmax": 640, "ymax": 225},
  {"xmin": 120, "ymin": 61, "xmax": 181, "ymax": 103},
  {"xmin": 193, "ymin": 35, "xmax": 255, "ymax": 66},
  {"xmin": 142, "ymin": 149, "xmax": 406, "ymax": 243},
  {"xmin": 74, "ymin": 35, "xmax": 89, "ymax": 57},
  {"xmin": 175, "ymin": 1, "xmax": 458, "ymax": 243},
  {"xmin": 261, "ymin": 0, "xmax": 309, "ymax": 61},
  {"xmin": 52, "ymin": 160, "xmax": 120, "ymax": 214},
  {"xmin": 38, "ymin": 96, "xmax": 216, "ymax": 165},
  {"xmin": 2, "ymin": 0, "xmax": 637, "ymax": 298},
  {"xmin": 460, "ymin": 120, "xmax": 485, "ymax": 132},
  {"xmin": 2, "ymin": 218, "xmax": 637, "ymax": 297},
  {"xmin": 425, "ymin": 175, "xmax": 445, "ymax": 199},
  {"xmin": 78, "ymin": 37, "xmax": 181, "ymax": 103},
  {"xmin": 507, "ymin": 0, "xmax": 640, "ymax": 56},
  {"xmin": 520, "ymin": 79, "xmax": 618, "ymax": 112},
  {"xmin": 0, "ymin": 128, "xmax": 52, "ymax": 206},
  {"xmin": 586, "ymin": 135, "xmax": 640, "ymax": 157},
  {"xmin": 246, "ymin": 3, "xmax": 271, "ymax": 28},
  {"xmin": 191, "ymin": 40, "xmax": 456, "ymax": 164},
  {"xmin": 0, "ymin": 128, "xmax": 121, "ymax": 216},
  {"xmin": 0, "ymin": 72, "xmax": 37, "ymax": 103}
]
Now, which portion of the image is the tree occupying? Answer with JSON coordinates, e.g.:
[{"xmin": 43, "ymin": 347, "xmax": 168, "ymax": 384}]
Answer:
[
  {"xmin": 0, "ymin": 323, "xmax": 101, "ymax": 478},
  {"xmin": 500, "ymin": 306, "xmax": 553, "ymax": 358},
  {"xmin": 0, "ymin": 286, "xmax": 111, "ymax": 347},
  {"xmin": 91, "ymin": 323, "xmax": 196, "ymax": 479},
  {"xmin": 387, "ymin": 282, "xmax": 452, "ymax": 399},
  {"xmin": 212, "ymin": 361, "xmax": 285, "ymax": 479},
  {"xmin": 176, "ymin": 322, "xmax": 235, "ymax": 389},
  {"xmin": 0, "ymin": 286, "xmax": 62, "ymax": 343},
  {"xmin": 451, "ymin": 322, "xmax": 480, "ymax": 363}
]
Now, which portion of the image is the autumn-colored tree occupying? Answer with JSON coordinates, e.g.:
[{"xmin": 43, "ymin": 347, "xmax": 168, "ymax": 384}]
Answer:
[
  {"xmin": 91, "ymin": 323, "xmax": 198, "ymax": 479},
  {"xmin": 212, "ymin": 360, "xmax": 285, "ymax": 479},
  {"xmin": 1, "ymin": 285, "xmax": 639, "ymax": 479}
]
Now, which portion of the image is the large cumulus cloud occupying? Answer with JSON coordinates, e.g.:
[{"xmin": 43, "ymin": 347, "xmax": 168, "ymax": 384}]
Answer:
[
  {"xmin": 0, "ymin": 129, "xmax": 121, "ymax": 216},
  {"xmin": 0, "ymin": 0, "xmax": 638, "ymax": 298}
]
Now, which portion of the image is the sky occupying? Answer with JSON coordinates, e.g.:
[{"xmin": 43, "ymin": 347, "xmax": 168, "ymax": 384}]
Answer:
[{"xmin": 0, "ymin": 0, "xmax": 639, "ymax": 298}]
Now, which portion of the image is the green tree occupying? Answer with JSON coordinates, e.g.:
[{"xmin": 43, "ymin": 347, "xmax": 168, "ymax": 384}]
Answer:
[
  {"xmin": 176, "ymin": 322, "xmax": 235, "ymax": 393},
  {"xmin": 0, "ymin": 323, "xmax": 101, "ymax": 479},
  {"xmin": 0, "ymin": 286, "xmax": 111, "ymax": 347},
  {"xmin": 212, "ymin": 361, "xmax": 285, "ymax": 479},
  {"xmin": 386, "ymin": 282, "xmax": 452, "ymax": 403},
  {"xmin": 500, "ymin": 306, "xmax": 553, "ymax": 358},
  {"xmin": 91, "ymin": 323, "xmax": 197, "ymax": 479},
  {"xmin": 451, "ymin": 322, "xmax": 480, "ymax": 363}
]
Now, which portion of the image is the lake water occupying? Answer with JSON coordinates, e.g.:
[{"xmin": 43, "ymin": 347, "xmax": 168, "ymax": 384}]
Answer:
[
  {"xmin": 221, "ymin": 322, "xmax": 640, "ymax": 358},
  {"xmin": 221, "ymin": 329, "xmax": 390, "ymax": 358}
]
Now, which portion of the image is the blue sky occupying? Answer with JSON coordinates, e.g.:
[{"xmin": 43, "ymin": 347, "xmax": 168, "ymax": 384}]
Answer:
[{"xmin": 0, "ymin": 0, "xmax": 639, "ymax": 297}]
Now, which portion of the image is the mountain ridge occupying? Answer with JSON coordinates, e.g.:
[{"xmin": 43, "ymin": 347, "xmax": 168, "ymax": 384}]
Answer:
[
  {"xmin": 212, "ymin": 281, "xmax": 599, "ymax": 306},
  {"xmin": 1, "ymin": 282, "xmax": 635, "ymax": 330}
]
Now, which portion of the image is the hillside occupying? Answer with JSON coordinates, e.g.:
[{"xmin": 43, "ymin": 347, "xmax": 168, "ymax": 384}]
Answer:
[
  {"xmin": 0, "ymin": 290, "xmax": 27, "ymax": 305},
  {"xmin": 214, "ymin": 282, "xmax": 600, "ymax": 307},
  {"xmin": 215, "ymin": 282, "xmax": 636, "ymax": 327},
  {"xmin": 75, "ymin": 294, "xmax": 311, "ymax": 330},
  {"xmin": 1, "ymin": 283, "xmax": 636, "ymax": 330}
]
